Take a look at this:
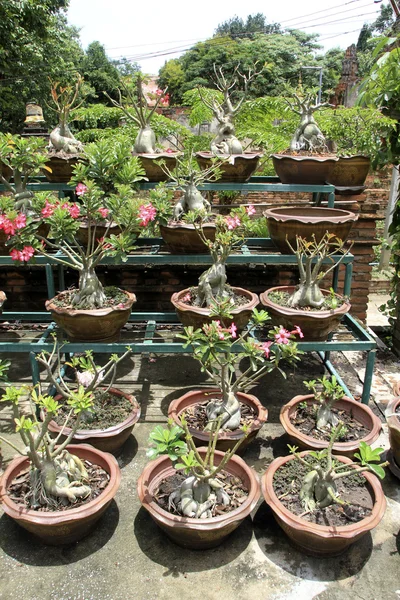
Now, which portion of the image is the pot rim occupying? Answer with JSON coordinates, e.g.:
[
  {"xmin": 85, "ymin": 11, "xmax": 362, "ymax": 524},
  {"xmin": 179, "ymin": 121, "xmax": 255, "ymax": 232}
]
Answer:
[
  {"xmin": 45, "ymin": 289, "xmax": 136, "ymax": 317},
  {"xmin": 168, "ymin": 388, "xmax": 268, "ymax": 442},
  {"xmin": 132, "ymin": 151, "xmax": 182, "ymax": 158},
  {"xmin": 137, "ymin": 448, "xmax": 260, "ymax": 530},
  {"xmin": 264, "ymin": 206, "xmax": 358, "ymax": 224},
  {"xmin": 0, "ymin": 444, "xmax": 121, "ymax": 525},
  {"xmin": 196, "ymin": 151, "xmax": 263, "ymax": 159},
  {"xmin": 160, "ymin": 222, "xmax": 216, "ymax": 231},
  {"xmin": 271, "ymin": 153, "xmax": 338, "ymax": 163},
  {"xmin": 260, "ymin": 286, "xmax": 350, "ymax": 319},
  {"xmin": 171, "ymin": 287, "xmax": 259, "ymax": 316},
  {"xmin": 280, "ymin": 393, "xmax": 382, "ymax": 451},
  {"xmin": 261, "ymin": 451, "xmax": 386, "ymax": 538}
]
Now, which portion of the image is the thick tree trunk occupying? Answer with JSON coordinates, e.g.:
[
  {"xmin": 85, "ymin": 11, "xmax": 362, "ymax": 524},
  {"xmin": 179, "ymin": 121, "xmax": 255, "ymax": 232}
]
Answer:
[{"xmin": 73, "ymin": 264, "xmax": 106, "ymax": 308}]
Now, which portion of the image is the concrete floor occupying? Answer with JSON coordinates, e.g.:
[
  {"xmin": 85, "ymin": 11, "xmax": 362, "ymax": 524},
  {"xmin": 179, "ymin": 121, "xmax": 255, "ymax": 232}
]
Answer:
[{"xmin": 0, "ymin": 329, "xmax": 399, "ymax": 600}]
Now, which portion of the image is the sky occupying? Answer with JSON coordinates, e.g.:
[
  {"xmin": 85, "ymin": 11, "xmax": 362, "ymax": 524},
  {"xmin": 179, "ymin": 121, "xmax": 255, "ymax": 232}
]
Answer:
[{"xmin": 67, "ymin": 0, "xmax": 390, "ymax": 75}]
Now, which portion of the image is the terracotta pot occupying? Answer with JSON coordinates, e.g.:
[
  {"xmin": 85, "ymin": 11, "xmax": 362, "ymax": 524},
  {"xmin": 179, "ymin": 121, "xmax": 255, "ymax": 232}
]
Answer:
[
  {"xmin": 171, "ymin": 287, "xmax": 259, "ymax": 330},
  {"xmin": 264, "ymin": 206, "xmax": 358, "ymax": 254},
  {"xmin": 137, "ymin": 447, "xmax": 260, "ymax": 549},
  {"xmin": 75, "ymin": 221, "xmax": 122, "ymax": 247},
  {"xmin": 45, "ymin": 289, "xmax": 136, "ymax": 342},
  {"xmin": 327, "ymin": 155, "xmax": 371, "ymax": 188},
  {"xmin": 160, "ymin": 222, "xmax": 216, "ymax": 254},
  {"xmin": 261, "ymin": 451, "xmax": 386, "ymax": 556},
  {"xmin": 271, "ymin": 154, "xmax": 338, "ymax": 185},
  {"xmin": 168, "ymin": 389, "xmax": 268, "ymax": 453},
  {"xmin": 280, "ymin": 394, "xmax": 382, "ymax": 458},
  {"xmin": 0, "ymin": 291, "xmax": 6, "ymax": 313},
  {"xmin": 386, "ymin": 396, "xmax": 400, "ymax": 470},
  {"xmin": 133, "ymin": 152, "xmax": 181, "ymax": 182},
  {"xmin": 196, "ymin": 152, "xmax": 262, "ymax": 182},
  {"xmin": 44, "ymin": 155, "xmax": 80, "ymax": 183},
  {"xmin": 260, "ymin": 286, "xmax": 350, "ymax": 342},
  {"xmin": 47, "ymin": 389, "xmax": 141, "ymax": 455},
  {"xmin": 0, "ymin": 444, "xmax": 121, "ymax": 545}
]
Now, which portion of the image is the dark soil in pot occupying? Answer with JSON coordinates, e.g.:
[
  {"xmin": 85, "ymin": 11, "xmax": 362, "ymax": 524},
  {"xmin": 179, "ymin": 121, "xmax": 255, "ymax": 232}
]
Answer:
[
  {"xmin": 268, "ymin": 289, "xmax": 345, "ymax": 312},
  {"xmin": 290, "ymin": 404, "xmax": 369, "ymax": 443},
  {"xmin": 51, "ymin": 286, "xmax": 128, "ymax": 311},
  {"xmin": 180, "ymin": 287, "xmax": 251, "ymax": 310},
  {"xmin": 183, "ymin": 400, "xmax": 257, "ymax": 431}
]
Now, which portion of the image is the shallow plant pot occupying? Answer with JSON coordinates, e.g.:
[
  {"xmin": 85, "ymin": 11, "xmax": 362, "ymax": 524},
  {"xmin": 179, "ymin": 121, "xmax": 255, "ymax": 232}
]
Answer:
[
  {"xmin": 45, "ymin": 290, "xmax": 136, "ymax": 342},
  {"xmin": 48, "ymin": 389, "xmax": 141, "ymax": 455},
  {"xmin": 0, "ymin": 291, "xmax": 6, "ymax": 313},
  {"xmin": 386, "ymin": 396, "xmax": 400, "ymax": 470},
  {"xmin": 137, "ymin": 447, "xmax": 260, "ymax": 549},
  {"xmin": 0, "ymin": 444, "xmax": 121, "ymax": 545},
  {"xmin": 261, "ymin": 451, "xmax": 386, "ymax": 556},
  {"xmin": 196, "ymin": 152, "xmax": 262, "ymax": 182},
  {"xmin": 44, "ymin": 155, "xmax": 80, "ymax": 183},
  {"xmin": 171, "ymin": 287, "xmax": 259, "ymax": 330},
  {"xmin": 271, "ymin": 154, "xmax": 338, "ymax": 185},
  {"xmin": 75, "ymin": 221, "xmax": 122, "ymax": 247},
  {"xmin": 264, "ymin": 206, "xmax": 358, "ymax": 254},
  {"xmin": 132, "ymin": 152, "xmax": 181, "ymax": 182},
  {"xmin": 160, "ymin": 222, "xmax": 216, "ymax": 254},
  {"xmin": 327, "ymin": 155, "xmax": 371, "ymax": 188},
  {"xmin": 260, "ymin": 286, "xmax": 350, "ymax": 342},
  {"xmin": 280, "ymin": 394, "xmax": 382, "ymax": 458},
  {"xmin": 168, "ymin": 389, "xmax": 268, "ymax": 453}
]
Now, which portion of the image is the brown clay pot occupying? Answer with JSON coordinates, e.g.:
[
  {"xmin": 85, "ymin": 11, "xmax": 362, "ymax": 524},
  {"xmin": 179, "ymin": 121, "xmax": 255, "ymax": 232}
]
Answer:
[
  {"xmin": 327, "ymin": 155, "xmax": 371, "ymax": 188},
  {"xmin": 261, "ymin": 451, "xmax": 386, "ymax": 556},
  {"xmin": 44, "ymin": 155, "xmax": 80, "ymax": 183},
  {"xmin": 196, "ymin": 152, "xmax": 262, "ymax": 182},
  {"xmin": 132, "ymin": 152, "xmax": 181, "ymax": 182},
  {"xmin": 137, "ymin": 447, "xmax": 260, "ymax": 549},
  {"xmin": 171, "ymin": 287, "xmax": 259, "ymax": 330},
  {"xmin": 0, "ymin": 291, "xmax": 6, "ymax": 313},
  {"xmin": 45, "ymin": 290, "xmax": 136, "ymax": 342},
  {"xmin": 260, "ymin": 286, "xmax": 350, "ymax": 342},
  {"xmin": 47, "ymin": 389, "xmax": 141, "ymax": 455},
  {"xmin": 75, "ymin": 221, "xmax": 122, "ymax": 247},
  {"xmin": 160, "ymin": 222, "xmax": 216, "ymax": 254},
  {"xmin": 264, "ymin": 206, "xmax": 358, "ymax": 254},
  {"xmin": 168, "ymin": 389, "xmax": 268, "ymax": 453},
  {"xmin": 271, "ymin": 154, "xmax": 339, "ymax": 185},
  {"xmin": 386, "ymin": 396, "xmax": 400, "ymax": 472},
  {"xmin": 280, "ymin": 394, "xmax": 382, "ymax": 458},
  {"xmin": 0, "ymin": 444, "xmax": 121, "ymax": 545}
]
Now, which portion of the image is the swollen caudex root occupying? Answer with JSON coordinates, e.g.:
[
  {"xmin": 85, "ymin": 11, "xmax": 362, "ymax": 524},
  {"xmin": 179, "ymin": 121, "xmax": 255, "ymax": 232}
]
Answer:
[
  {"xmin": 316, "ymin": 404, "xmax": 339, "ymax": 432},
  {"xmin": 205, "ymin": 391, "xmax": 241, "ymax": 431},
  {"xmin": 73, "ymin": 269, "xmax": 107, "ymax": 308},
  {"xmin": 49, "ymin": 125, "xmax": 83, "ymax": 154},
  {"xmin": 168, "ymin": 473, "xmax": 230, "ymax": 518},
  {"xmin": 299, "ymin": 469, "xmax": 343, "ymax": 512},
  {"xmin": 172, "ymin": 184, "xmax": 211, "ymax": 221},
  {"xmin": 287, "ymin": 283, "xmax": 324, "ymax": 309},
  {"xmin": 194, "ymin": 263, "xmax": 228, "ymax": 308}
]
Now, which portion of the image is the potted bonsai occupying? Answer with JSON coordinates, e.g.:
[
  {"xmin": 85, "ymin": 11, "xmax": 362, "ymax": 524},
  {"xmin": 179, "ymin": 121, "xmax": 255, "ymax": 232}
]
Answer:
[
  {"xmin": 271, "ymin": 88, "xmax": 338, "ymax": 184},
  {"xmin": 194, "ymin": 63, "xmax": 263, "ymax": 182},
  {"xmin": 45, "ymin": 75, "xmax": 85, "ymax": 182},
  {"xmin": 104, "ymin": 74, "xmax": 180, "ymax": 181},
  {"xmin": 170, "ymin": 206, "xmax": 259, "ymax": 327},
  {"xmin": 36, "ymin": 340, "xmax": 140, "ymax": 455},
  {"xmin": 260, "ymin": 233, "xmax": 351, "ymax": 341},
  {"xmin": 262, "ymin": 424, "xmax": 388, "ymax": 556},
  {"xmin": 137, "ymin": 414, "xmax": 260, "ymax": 549},
  {"xmin": 8, "ymin": 176, "xmax": 154, "ymax": 342},
  {"xmin": 168, "ymin": 302, "xmax": 303, "ymax": 451},
  {"xmin": 0, "ymin": 384, "xmax": 121, "ymax": 545},
  {"xmin": 280, "ymin": 375, "xmax": 382, "ymax": 458}
]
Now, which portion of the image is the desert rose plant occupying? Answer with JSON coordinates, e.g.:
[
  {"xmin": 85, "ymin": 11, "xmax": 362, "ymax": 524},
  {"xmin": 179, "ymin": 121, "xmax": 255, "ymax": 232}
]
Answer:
[
  {"xmin": 303, "ymin": 375, "xmax": 346, "ymax": 431},
  {"xmin": 47, "ymin": 74, "xmax": 85, "ymax": 155}
]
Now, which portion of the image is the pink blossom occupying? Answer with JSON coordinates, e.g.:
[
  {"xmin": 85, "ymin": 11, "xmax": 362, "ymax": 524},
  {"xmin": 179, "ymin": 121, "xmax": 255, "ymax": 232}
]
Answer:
[
  {"xmin": 76, "ymin": 371, "xmax": 94, "ymax": 387},
  {"xmin": 225, "ymin": 215, "xmax": 241, "ymax": 230},
  {"xmin": 75, "ymin": 183, "xmax": 88, "ymax": 196},
  {"xmin": 228, "ymin": 323, "xmax": 237, "ymax": 338},
  {"xmin": 261, "ymin": 341, "xmax": 272, "ymax": 358},
  {"xmin": 68, "ymin": 204, "xmax": 80, "ymax": 219},
  {"xmin": 15, "ymin": 213, "xmax": 26, "ymax": 229},
  {"xmin": 139, "ymin": 203, "xmax": 157, "ymax": 227},
  {"xmin": 117, "ymin": 303, "xmax": 126, "ymax": 309},
  {"xmin": 166, "ymin": 148, "xmax": 174, "ymax": 154},
  {"xmin": 218, "ymin": 332, "xmax": 225, "ymax": 340},
  {"xmin": 155, "ymin": 89, "xmax": 163, "ymax": 96},
  {"xmin": 20, "ymin": 246, "xmax": 35, "ymax": 261},
  {"xmin": 41, "ymin": 201, "xmax": 56, "ymax": 218},
  {"xmin": 246, "ymin": 204, "xmax": 256, "ymax": 216},
  {"xmin": 2, "ymin": 219, "xmax": 15, "ymax": 235},
  {"xmin": 275, "ymin": 328, "xmax": 292, "ymax": 345},
  {"xmin": 181, "ymin": 292, "xmax": 191, "ymax": 303},
  {"xmin": 10, "ymin": 249, "xmax": 22, "ymax": 261},
  {"xmin": 98, "ymin": 207, "xmax": 109, "ymax": 219},
  {"xmin": 291, "ymin": 325, "xmax": 304, "ymax": 339}
]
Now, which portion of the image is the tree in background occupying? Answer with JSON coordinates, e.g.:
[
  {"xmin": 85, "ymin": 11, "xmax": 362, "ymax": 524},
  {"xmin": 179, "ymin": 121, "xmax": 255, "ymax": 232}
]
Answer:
[
  {"xmin": 214, "ymin": 13, "xmax": 282, "ymax": 39},
  {"xmin": 79, "ymin": 41, "xmax": 122, "ymax": 104}
]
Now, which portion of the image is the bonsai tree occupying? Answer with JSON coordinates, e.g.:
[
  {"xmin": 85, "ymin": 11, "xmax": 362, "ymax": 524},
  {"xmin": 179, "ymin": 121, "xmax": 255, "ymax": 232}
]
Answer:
[
  {"xmin": 0, "ymin": 134, "xmax": 50, "ymax": 211},
  {"xmin": 47, "ymin": 74, "xmax": 85, "ymax": 155},
  {"xmin": 303, "ymin": 375, "xmax": 346, "ymax": 431},
  {"xmin": 178, "ymin": 302, "xmax": 303, "ymax": 430},
  {"xmin": 290, "ymin": 424, "xmax": 387, "ymax": 512},
  {"xmin": 0, "ymin": 384, "xmax": 96, "ymax": 507},
  {"xmin": 197, "ymin": 63, "xmax": 262, "ymax": 155},
  {"xmin": 284, "ymin": 88, "xmax": 333, "ymax": 153},
  {"xmin": 286, "ymin": 233, "xmax": 349, "ymax": 309},
  {"xmin": 104, "ymin": 74, "xmax": 170, "ymax": 153}
]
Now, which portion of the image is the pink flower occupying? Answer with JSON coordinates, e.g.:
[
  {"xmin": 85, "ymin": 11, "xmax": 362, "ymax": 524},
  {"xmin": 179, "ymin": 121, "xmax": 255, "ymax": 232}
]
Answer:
[
  {"xmin": 117, "ymin": 303, "xmax": 126, "ymax": 309},
  {"xmin": 10, "ymin": 249, "xmax": 22, "ymax": 261},
  {"xmin": 166, "ymin": 148, "xmax": 174, "ymax": 154},
  {"xmin": 291, "ymin": 325, "xmax": 304, "ymax": 339},
  {"xmin": 275, "ymin": 328, "xmax": 292, "ymax": 345},
  {"xmin": 15, "ymin": 213, "xmax": 26, "ymax": 229},
  {"xmin": 261, "ymin": 341, "xmax": 272, "ymax": 358},
  {"xmin": 75, "ymin": 183, "xmax": 88, "ymax": 196},
  {"xmin": 155, "ymin": 89, "xmax": 163, "ymax": 96},
  {"xmin": 228, "ymin": 323, "xmax": 237, "ymax": 338},
  {"xmin": 98, "ymin": 207, "xmax": 109, "ymax": 219},
  {"xmin": 181, "ymin": 292, "xmax": 191, "ymax": 303},
  {"xmin": 76, "ymin": 371, "xmax": 95, "ymax": 387},
  {"xmin": 2, "ymin": 219, "xmax": 15, "ymax": 236},
  {"xmin": 139, "ymin": 203, "xmax": 157, "ymax": 227},
  {"xmin": 41, "ymin": 201, "xmax": 56, "ymax": 218},
  {"xmin": 246, "ymin": 204, "xmax": 256, "ymax": 216},
  {"xmin": 68, "ymin": 204, "xmax": 80, "ymax": 219},
  {"xmin": 225, "ymin": 215, "xmax": 241, "ymax": 230},
  {"xmin": 218, "ymin": 332, "xmax": 225, "ymax": 340},
  {"xmin": 20, "ymin": 246, "xmax": 35, "ymax": 261}
]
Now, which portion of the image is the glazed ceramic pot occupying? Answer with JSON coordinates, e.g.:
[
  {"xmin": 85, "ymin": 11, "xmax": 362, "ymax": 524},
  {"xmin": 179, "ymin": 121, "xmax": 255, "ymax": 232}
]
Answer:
[
  {"xmin": 44, "ymin": 155, "xmax": 80, "ymax": 183},
  {"xmin": 171, "ymin": 287, "xmax": 259, "ymax": 330},
  {"xmin": 168, "ymin": 388, "xmax": 268, "ymax": 453},
  {"xmin": 280, "ymin": 394, "xmax": 382, "ymax": 458},
  {"xmin": 160, "ymin": 222, "xmax": 216, "ymax": 254},
  {"xmin": 48, "ymin": 389, "xmax": 141, "ymax": 455},
  {"xmin": 271, "ymin": 154, "xmax": 339, "ymax": 185},
  {"xmin": 264, "ymin": 206, "xmax": 358, "ymax": 254},
  {"xmin": 327, "ymin": 155, "xmax": 371, "ymax": 188},
  {"xmin": 196, "ymin": 152, "xmax": 262, "ymax": 182},
  {"xmin": 386, "ymin": 396, "xmax": 400, "ymax": 476},
  {"xmin": 260, "ymin": 286, "xmax": 350, "ymax": 342},
  {"xmin": 45, "ymin": 290, "xmax": 136, "ymax": 342},
  {"xmin": 0, "ymin": 444, "xmax": 121, "ymax": 545},
  {"xmin": 261, "ymin": 451, "xmax": 386, "ymax": 556},
  {"xmin": 132, "ymin": 152, "xmax": 181, "ymax": 182},
  {"xmin": 137, "ymin": 447, "xmax": 260, "ymax": 549}
]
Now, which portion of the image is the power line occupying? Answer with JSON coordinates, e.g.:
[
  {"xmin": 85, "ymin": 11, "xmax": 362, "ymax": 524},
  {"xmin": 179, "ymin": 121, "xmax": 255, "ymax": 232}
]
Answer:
[
  {"xmin": 284, "ymin": 3, "xmax": 375, "ymax": 29},
  {"xmin": 280, "ymin": 0, "xmax": 366, "ymax": 24}
]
